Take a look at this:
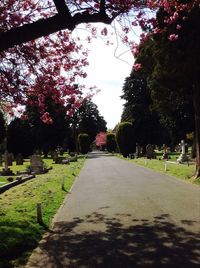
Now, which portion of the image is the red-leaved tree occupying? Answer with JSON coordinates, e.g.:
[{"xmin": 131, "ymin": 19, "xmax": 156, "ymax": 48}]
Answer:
[{"xmin": 95, "ymin": 132, "xmax": 107, "ymax": 149}]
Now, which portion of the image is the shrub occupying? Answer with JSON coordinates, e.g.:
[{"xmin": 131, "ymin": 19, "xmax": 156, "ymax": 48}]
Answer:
[
  {"xmin": 116, "ymin": 122, "xmax": 135, "ymax": 157},
  {"xmin": 106, "ymin": 133, "xmax": 117, "ymax": 152},
  {"xmin": 78, "ymin": 133, "xmax": 90, "ymax": 154}
]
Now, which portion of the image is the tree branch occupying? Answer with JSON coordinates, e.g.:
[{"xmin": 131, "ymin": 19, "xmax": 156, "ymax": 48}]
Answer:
[
  {"xmin": 0, "ymin": 11, "xmax": 113, "ymax": 52},
  {"xmin": 100, "ymin": 0, "xmax": 106, "ymax": 13},
  {"xmin": 53, "ymin": 0, "xmax": 71, "ymax": 16}
]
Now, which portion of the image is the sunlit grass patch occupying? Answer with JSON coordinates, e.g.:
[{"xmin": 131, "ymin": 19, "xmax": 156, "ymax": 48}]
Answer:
[{"xmin": 0, "ymin": 155, "xmax": 86, "ymax": 268}]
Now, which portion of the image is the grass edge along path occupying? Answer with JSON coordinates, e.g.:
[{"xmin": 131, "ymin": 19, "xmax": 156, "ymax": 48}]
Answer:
[
  {"xmin": 116, "ymin": 154, "xmax": 200, "ymax": 186},
  {"xmin": 0, "ymin": 156, "xmax": 86, "ymax": 268}
]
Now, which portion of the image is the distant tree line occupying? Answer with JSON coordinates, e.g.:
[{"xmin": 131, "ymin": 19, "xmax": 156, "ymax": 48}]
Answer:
[{"xmin": 0, "ymin": 99, "xmax": 106, "ymax": 157}]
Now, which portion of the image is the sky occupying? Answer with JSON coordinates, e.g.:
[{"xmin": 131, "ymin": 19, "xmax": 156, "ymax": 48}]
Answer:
[
  {"xmin": 74, "ymin": 23, "xmax": 138, "ymax": 130},
  {"xmin": 85, "ymin": 39, "xmax": 134, "ymax": 130}
]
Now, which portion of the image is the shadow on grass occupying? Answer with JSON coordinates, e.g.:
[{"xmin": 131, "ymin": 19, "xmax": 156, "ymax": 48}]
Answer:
[
  {"xmin": 61, "ymin": 186, "xmax": 70, "ymax": 193},
  {"xmin": 26, "ymin": 212, "xmax": 200, "ymax": 268},
  {"xmin": 0, "ymin": 220, "xmax": 45, "ymax": 268}
]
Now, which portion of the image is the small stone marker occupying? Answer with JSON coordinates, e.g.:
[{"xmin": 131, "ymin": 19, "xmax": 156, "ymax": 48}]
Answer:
[{"xmin": 164, "ymin": 162, "xmax": 167, "ymax": 171}]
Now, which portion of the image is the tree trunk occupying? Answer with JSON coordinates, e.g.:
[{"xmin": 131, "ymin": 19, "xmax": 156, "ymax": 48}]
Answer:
[
  {"xmin": 191, "ymin": 137, "xmax": 196, "ymax": 159},
  {"xmin": 73, "ymin": 123, "xmax": 79, "ymax": 154},
  {"xmin": 193, "ymin": 79, "xmax": 200, "ymax": 178}
]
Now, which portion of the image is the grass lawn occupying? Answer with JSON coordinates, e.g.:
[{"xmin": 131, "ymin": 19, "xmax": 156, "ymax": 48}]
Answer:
[
  {"xmin": 117, "ymin": 152, "xmax": 200, "ymax": 186},
  {"xmin": 0, "ymin": 155, "xmax": 86, "ymax": 268}
]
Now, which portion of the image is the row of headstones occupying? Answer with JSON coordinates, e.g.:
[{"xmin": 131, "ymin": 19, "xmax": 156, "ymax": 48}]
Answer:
[
  {"xmin": 0, "ymin": 152, "xmax": 42, "ymax": 175},
  {"xmin": 0, "ymin": 151, "xmax": 24, "ymax": 166},
  {"xmin": 131, "ymin": 140, "xmax": 189, "ymax": 162},
  {"xmin": 0, "ymin": 150, "xmax": 75, "ymax": 175},
  {"xmin": 0, "ymin": 149, "xmax": 68, "ymax": 168}
]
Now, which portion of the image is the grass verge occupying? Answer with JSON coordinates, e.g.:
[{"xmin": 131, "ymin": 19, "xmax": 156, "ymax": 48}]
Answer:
[
  {"xmin": 0, "ymin": 156, "xmax": 86, "ymax": 268},
  {"xmin": 116, "ymin": 154, "xmax": 200, "ymax": 186}
]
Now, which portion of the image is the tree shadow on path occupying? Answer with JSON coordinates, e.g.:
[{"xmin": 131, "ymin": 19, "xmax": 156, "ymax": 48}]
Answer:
[{"xmin": 27, "ymin": 212, "xmax": 200, "ymax": 268}]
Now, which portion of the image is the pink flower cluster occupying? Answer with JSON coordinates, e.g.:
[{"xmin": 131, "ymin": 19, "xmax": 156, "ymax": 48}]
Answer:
[{"xmin": 95, "ymin": 132, "xmax": 107, "ymax": 147}]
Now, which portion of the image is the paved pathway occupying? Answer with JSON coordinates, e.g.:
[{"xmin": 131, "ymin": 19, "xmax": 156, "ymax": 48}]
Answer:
[{"xmin": 26, "ymin": 151, "xmax": 200, "ymax": 268}]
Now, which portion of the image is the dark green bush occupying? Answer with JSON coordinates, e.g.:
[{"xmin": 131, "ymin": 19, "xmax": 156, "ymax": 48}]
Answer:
[
  {"xmin": 78, "ymin": 133, "xmax": 90, "ymax": 154},
  {"xmin": 106, "ymin": 133, "xmax": 117, "ymax": 152},
  {"xmin": 116, "ymin": 122, "xmax": 135, "ymax": 157}
]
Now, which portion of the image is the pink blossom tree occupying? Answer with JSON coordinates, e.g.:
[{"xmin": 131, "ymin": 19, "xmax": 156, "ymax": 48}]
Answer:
[{"xmin": 95, "ymin": 132, "xmax": 107, "ymax": 150}]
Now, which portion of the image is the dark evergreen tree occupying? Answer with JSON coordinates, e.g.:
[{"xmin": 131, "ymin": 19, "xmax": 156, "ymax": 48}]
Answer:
[
  {"xmin": 23, "ymin": 96, "xmax": 70, "ymax": 155},
  {"xmin": 116, "ymin": 122, "xmax": 135, "ymax": 157},
  {"xmin": 7, "ymin": 118, "xmax": 34, "ymax": 156},
  {"xmin": 137, "ymin": 8, "xmax": 195, "ymax": 149},
  {"xmin": 78, "ymin": 133, "xmax": 90, "ymax": 154},
  {"xmin": 106, "ymin": 133, "xmax": 117, "ymax": 153},
  {"xmin": 121, "ymin": 69, "xmax": 166, "ymax": 148}
]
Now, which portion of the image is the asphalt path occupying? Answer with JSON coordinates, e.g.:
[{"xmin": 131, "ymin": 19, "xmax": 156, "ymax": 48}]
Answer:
[{"xmin": 26, "ymin": 151, "xmax": 200, "ymax": 268}]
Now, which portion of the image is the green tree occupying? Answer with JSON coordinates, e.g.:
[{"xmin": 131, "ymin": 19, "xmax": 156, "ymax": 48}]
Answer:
[
  {"xmin": 152, "ymin": 6, "xmax": 198, "ymax": 176},
  {"xmin": 78, "ymin": 133, "xmax": 90, "ymax": 154},
  {"xmin": 24, "ymin": 97, "xmax": 70, "ymax": 155},
  {"xmin": 106, "ymin": 133, "xmax": 117, "ymax": 153},
  {"xmin": 137, "ymin": 7, "xmax": 196, "ymax": 152},
  {"xmin": 0, "ymin": 111, "xmax": 6, "ymax": 152},
  {"xmin": 77, "ymin": 99, "xmax": 107, "ymax": 142},
  {"xmin": 121, "ymin": 69, "xmax": 167, "ymax": 148},
  {"xmin": 138, "ymin": 30, "xmax": 194, "ymax": 147},
  {"xmin": 116, "ymin": 122, "xmax": 135, "ymax": 158},
  {"xmin": 7, "ymin": 118, "xmax": 34, "ymax": 156}
]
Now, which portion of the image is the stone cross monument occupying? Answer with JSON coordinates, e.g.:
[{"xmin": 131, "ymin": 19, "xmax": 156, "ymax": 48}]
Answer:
[{"xmin": 177, "ymin": 140, "xmax": 189, "ymax": 163}]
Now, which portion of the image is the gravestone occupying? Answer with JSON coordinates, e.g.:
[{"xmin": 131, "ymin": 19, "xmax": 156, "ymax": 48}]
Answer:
[
  {"xmin": 57, "ymin": 147, "xmax": 64, "ymax": 155},
  {"xmin": 0, "ymin": 151, "xmax": 14, "ymax": 175},
  {"xmin": 16, "ymin": 153, "xmax": 24, "ymax": 165},
  {"xmin": 177, "ymin": 140, "xmax": 189, "ymax": 163},
  {"xmin": 30, "ymin": 155, "xmax": 44, "ymax": 174},
  {"xmin": 135, "ymin": 143, "xmax": 141, "ymax": 158},
  {"xmin": 34, "ymin": 149, "xmax": 42, "ymax": 155},
  {"xmin": 55, "ymin": 156, "xmax": 65, "ymax": 164},
  {"xmin": 161, "ymin": 144, "xmax": 169, "ymax": 160},
  {"xmin": 146, "ymin": 144, "xmax": 156, "ymax": 159},
  {"xmin": 3, "ymin": 151, "xmax": 13, "ymax": 166},
  {"xmin": 59, "ymin": 148, "xmax": 64, "ymax": 155},
  {"xmin": 69, "ymin": 153, "xmax": 78, "ymax": 162},
  {"xmin": 52, "ymin": 151, "xmax": 58, "ymax": 162}
]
